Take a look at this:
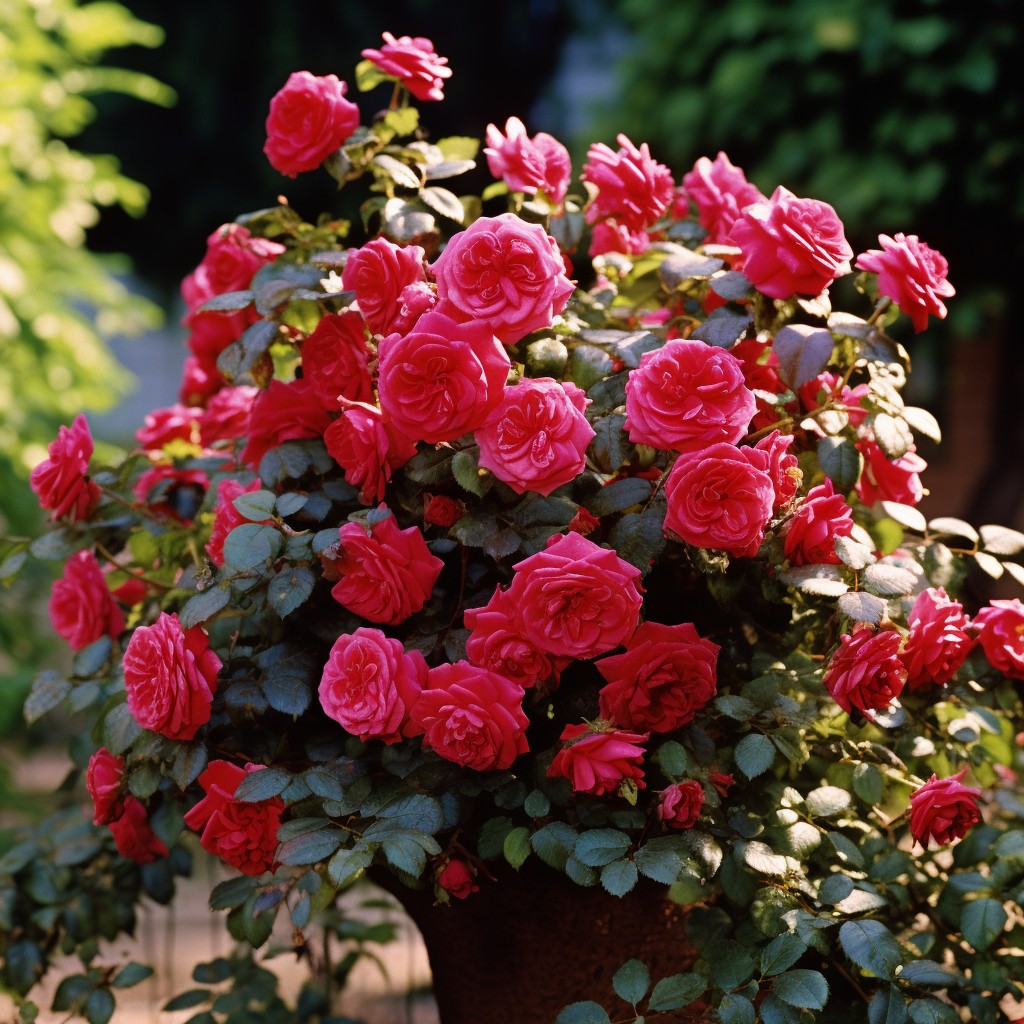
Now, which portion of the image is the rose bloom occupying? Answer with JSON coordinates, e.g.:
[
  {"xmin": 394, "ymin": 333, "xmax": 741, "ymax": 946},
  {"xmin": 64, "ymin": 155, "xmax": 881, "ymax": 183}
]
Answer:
[
  {"xmin": 973, "ymin": 598, "xmax": 1024, "ymax": 680},
  {"xmin": 108, "ymin": 796, "xmax": 168, "ymax": 864},
  {"xmin": 86, "ymin": 747, "xmax": 125, "ymax": 826},
  {"xmin": 682, "ymin": 152, "xmax": 766, "ymax": 245},
  {"xmin": 508, "ymin": 532, "xmax": 644, "ymax": 659},
  {"xmin": 183, "ymin": 761, "xmax": 285, "ymax": 876},
  {"xmin": 729, "ymin": 186, "xmax": 853, "ymax": 299},
  {"xmin": 341, "ymin": 239, "xmax": 428, "ymax": 338},
  {"xmin": 437, "ymin": 858, "xmax": 479, "ymax": 900},
  {"xmin": 423, "ymin": 493, "xmax": 465, "ymax": 528},
  {"xmin": 754, "ymin": 430, "xmax": 800, "ymax": 511},
  {"xmin": 484, "ymin": 116, "xmax": 572, "ymax": 205},
  {"xmin": 362, "ymin": 32, "xmax": 451, "ymax": 101},
  {"xmin": 909, "ymin": 768, "xmax": 981, "ymax": 847},
  {"xmin": 263, "ymin": 71, "xmax": 360, "ymax": 178},
  {"xmin": 331, "ymin": 508, "xmax": 444, "ymax": 625},
  {"xmin": 582, "ymin": 134, "xmax": 674, "ymax": 232},
  {"xmin": 301, "ymin": 312, "xmax": 374, "ymax": 409},
  {"xmin": 179, "ymin": 352, "xmax": 225, "ymax": 409},
  {"xmin": 901, "ymin": 587, "xmax": 975, "ymax": 690},
  {"xmin": 546, "ymin": 723, "xmax": 648, "ymax": 797},
  {"xmin": 663, "ymin": 443, "xmax": 775, "ymax": 559},
  {"xmin": 856, "ymin": 233, "xmax": 955, "ymax": 333},
  {"xmin": 377, "ymin": 310, "xmax": 510, "ymax": 444},
  {"xmin": 185, "ymin": 308, "xmax": 244, "ymax": 363},
  {"xmin": 133, "ymin": 465, "xmax": 210, "ymax": 523},
  {"xmin": 206, "ymin": 478, "xmax": 271, "ymax": 567},
  {"xmin": 135, "ymin": 403, "xmax": 200, "ymax": 451},
  {"xmin": 432, "ymin": 213, "xmax": 574, "ymax": 346},
  {"xmin": 588, "ymin": 220, "xmax": 650, "ymax": 258},
  {"xmin": 30, "ymin": 414, "xmax": 101, "ymax": 522},
  {"xmin": 122, "ymin": 611, "xmax": 221, "ymax": 741},
  {"xmin": 624, "ymin": 340, "xmax": 755, "ymax": 453},
  {"xmin": 318, "ymin": 627, "xmax": 428, "ymax": 744},
  {"xmin": 476, "ymin": 378, "xmax": 594, "ymax": 495},
  {"xmin": 464, "ymin": 584, "xmax": 571, "ymax": 690},
  {"xmin": 855, "ymin": 438, "xmax": 927, "ymax": 507},
  {"xmin": 799, "ymin": 372, "xmax": 870, "ymax": 427},
  {"xmin": 199, "ymin": 385, "xmax": 261, "ymax": 448},
  {"xmin": 823, "ymin": 626, "xmax": 907, "ymax": 714},
  {"xmin": 49, "ymin": 550, "xmax": 124, "ymax": 652},
  {"xmin": 657, "ymin": 781, "xmax": 705, "ymax": 830},
  {"xmin": 241, "ymin": 377, "xmax": 334, "ymax": 471},
  {"xmin": 411, "ymin": 661, "xmax": 529, "ymax": 771},
  {"xmin": 390, "ymin": 281, "xmax": 438, "ymax": 336},
  {"xmin": 598, "ymin": 621, "xmax": 719, "ymax": 733},
  {"xmin": 783, "ymin": 479, "xmax": 854, "ymax": 566},
  {"xmin": 324, "ymin": 401, "xmax": 417, "ymax": 505}
]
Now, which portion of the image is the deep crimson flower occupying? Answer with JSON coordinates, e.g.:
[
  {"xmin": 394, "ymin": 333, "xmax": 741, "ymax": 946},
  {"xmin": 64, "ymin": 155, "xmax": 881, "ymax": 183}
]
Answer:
[
  {"xmin": 361, "ymin": 32, "xmax": 451, "ymax": 102},
  {"xmin": 855, "ymin": 438, "xmax": 927, "ymax": 508},
  {"xmin": 682, "ymin": 152, "xmax": 765, "ymax": 245},
  {"xmin": 657, "ymin": 781, "xmax": 705, "ymax": 829},
  {"xmin": 783, "ymin": 479, "xmax": 854, "ymax": 566},
  {"xmin": 909, "ymin": 768, "xmax": 981, "ymax": 847},
  {"xmin": 437, "ymin": 858, "xmax": 479, "ymax": 899},
  {"xmin": 423, "ymin": 494, "xmax": 465, "ymax": 528},
  {"xmin": 901, "ymin": 587, "xmax": 974, "ymax": 689},
  {"xmin": 973, "ymin": 598, "xmax": 1024, "ymax": 680},
  {"xmin": 547, "ymin": 723, "xmax": 647, "ymax": 797},
  {"xmin": 30, "ymin": 415, "xmax": 100, "ymax": 522},
  {"xmin": 135, "ymin": 404, "xmax": 200, "ymax": 451},
  {"xmin": 341, "ymin": 239, "xmax": 428, "ymax": 338},
  {"xmin": 754, "ymin": 430, "xmax": 801, "ymax": 511},
  {"xmin": 582, "ymin": 134, "xmax": 674, "ymax": 232},
  {"xmin": 301, "ymin": 311, "xmax": 374, "ymax": 410},
  {"xmin": 823, "ymin": 627, "xmax": 906, "ymax": 714},
  {"xmin": 86, "ymin": 748, "xmax": 125, "ymax": 826},
  {"xmin": 49, "ymin": 550, "xmax": 124, "ymax": 652},
  {"xmin": 241, "ymin": 377, "xmax": 334, "ymax": 471},
  {"xmin": 108, "ymin": 796, "xmax": 168, "ymax": 864},
  {"xmin": 484, "ymin": 117, "xmax": 572, "ymax": 205}
]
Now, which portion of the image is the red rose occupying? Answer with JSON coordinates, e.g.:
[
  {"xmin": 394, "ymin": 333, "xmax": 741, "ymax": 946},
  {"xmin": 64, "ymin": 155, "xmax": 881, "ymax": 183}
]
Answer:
[
  {"xmin": 624, "ymin": 340, "xmax": 755, "ymax": 453},
  {"xmin": 973, "ymin": 599, "xmax": 1024, "ymax": 680},
  {"xmin": 324, "ymin": 401, "xmax": 416, "ymax": 506},
  {"xmin": 263, "ymin": 71, "xmax": 360, "ymax": 178},
  {"xmin": 437, "ymin": 858, "xmax": 479, "ymax": 900},
  {"xmin": 122, "ymin": 611, "xmax": 221, "ymax": 741},
  {"xmin": 432, "ymin": 214, "xmax": 574, "ymax": 346},
  {"xmin": 86, "ymin": 747, "xmax": 125, "ymax": 826},
  {"xmin": 49, "ymin": 550, "xmax": 124, "ymax": 652},
  {"xmin": 301, "ymin": 312, "xmax": 374, "ymax": 410},
  {"xmin": 823, "ymin": 627, "xmax": 906, "ymax": 714},
  {"xmin": 901, "ymin": 587, "xmax": 975, "ymax": 689},
  {"xmin": 361, "ymin": 32, "xmax": 451, "ymax": 102},
  {"xmin": 241, "ymin": 377, "xmax": 334, "ymax": 471},
  {"xmin": 331, "ymin": 507, "xmax": 444, "ymax": 625},
  {"xmin": 709, "ymin": 772, "xmax": 735, "ymax": 797},
  {"xmin": 199, "ymin": 386, "xmax": 261, "ymax": 448},
  {"xmin": 108, "ymin": 796, "xmax": 168, "ymax": 864},
  {"xmin": 754, "ymin": 430, "xmax": 801, "ymax": 511},
  {"xmin": 582, "ymin": 134, "xmax": 674, "ymax": 233},
  {"xmin": 663, "ymin": 443, "xmax": 775, "ymax": 559},
  {"xmin": 30, "ymin": 414, "xmax": 100, "ymax": 522},
  {"xmin": 509, "ymin": 532, "xmax": 644, "ymax": 659},
  {"xmin": 183, "ymin": 761, "xmax": 285, "ymax": 876},
  {"xmin": 341, "ymin": 239, "xmax": 428, "ymax": 338},
  {"xmin": 855, "ymin": 438, "xmax": 927, "ymax": 508},
  {"xmin": 318, "ymin": 627, "xmax": 428, "ymax": 744},
  {"xmin": 135, "ymin": 403, "xmax": 200, "ymax": 451},
  {"xmin": 597, "ymin": 621, "xmax": 719, "ymax": 733},
  {"xmin": 546, "ymin": 723, "xmax": 647, "ymax": 797},
  {"xmin": 185, "ymin": 309, "xmax": 244, "ymax": 361},
  {"xmin": 657, "ymin": 781, "xmax": 705, "ymax": 830},
  {"xmin": 206, "ymin": 478, "xmax": 271, "ymax": 568},
  {"xmin": 783, "ymin": 479, "xmax": 854, "ymax": 566},
  {"xmin": 377, "ymin": 310, "xmax": 510, "ymax": 444},
  {"xmin": 909, "ymin": 768, "xmax": 981, "ymax": 847},
  {"xmin": 567, "ymin": 507, "xmax": 601, "ymax": 536},
  {"xmin": 484, "ymin": 117, "xmax": 572, "ymax": 205},
  {"xmin": 856, "ymin": 233, "xmax": 955, "ymax": 333},
  {"xmin": 423, "ymin": 494, "xmax": 465, "ymax": 528},
  {"xmin": 729, "ymin": 186, "xmax": 853, "ymax": 299},
  {"xmin": 476, "ymin": 378, "xmax": 594, "ymax": 496},
  {"xmin": 179, "ymin": 352, "xmax": 225, "ymax": 409},
  {"xmin": 682, "ymin": 152, "xmax": 765, "ymax": 245},
  {"xmin": 411, "ymin": 661, "xmax": 529, "ymax": 771}
]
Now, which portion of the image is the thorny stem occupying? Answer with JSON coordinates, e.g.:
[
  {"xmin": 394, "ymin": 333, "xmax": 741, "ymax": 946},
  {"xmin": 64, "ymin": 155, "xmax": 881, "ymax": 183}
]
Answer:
[
  {"xmin": 865, "ymin": 296, "xmax": 893, "ymax": 327},
  {"xmin": 94, "ymin": 542, "xmax": 173, "ymax": 591}
]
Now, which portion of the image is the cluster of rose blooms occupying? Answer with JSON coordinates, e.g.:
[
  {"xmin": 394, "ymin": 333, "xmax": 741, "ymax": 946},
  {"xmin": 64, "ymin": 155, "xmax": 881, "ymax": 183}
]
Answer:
[{"xmin": 28, "ymin": 31, "xmax": 1023, "ymax": 891}]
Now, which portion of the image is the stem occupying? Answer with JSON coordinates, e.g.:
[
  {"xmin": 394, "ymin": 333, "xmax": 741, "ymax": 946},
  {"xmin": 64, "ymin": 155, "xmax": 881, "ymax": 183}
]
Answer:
[{"xmin": 865, "ymin": 296, "xmax": 892, "ymax": 327}]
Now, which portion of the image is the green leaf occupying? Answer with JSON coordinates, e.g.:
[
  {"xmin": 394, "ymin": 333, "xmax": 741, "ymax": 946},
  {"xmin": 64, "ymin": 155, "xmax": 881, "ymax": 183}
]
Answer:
[
  {"xmin": 163, "ymin": 989, "xmax": 211, "ymax": 1011},
  {"xmin": 327, "ymin": 842, "xmax": 374, "ymax": 888},
  {"xmin": 818, "ymin": 874, "xmax": 855, "ymax": 905},
  {"xmin": 719, "ymin": 995, "xmax": 756, "ymax": 1024},
  {"xmin": 587, "ymin": 478, "xmax": 652, "ymax": 517},
  {"xmin": 374, "ymin": 793, "xmax": 444, "ymax": 833},
  {"xmin": 575, "ymin": 829, "xmax": 632, "ymax": 868},
  {"xmin": 902, "ymin": 406, "xmax": 941, "ymax": 443},
  {"xmin": 52, "ymin": 975, "xmax": 92, "ymax": 1011},
  {"xmin": 84, "ymin": 989, "xmax": 115, "ymax": 1024},
  {"xmin": 600, "ymin": 858, "xmax": 639, "ymax": 897},
  {"xmin": 609, "ymin": 503, "xmax": 666, "ymax": 575},
  {"xmin": 805, "ymin": 786, "xmax": 851, "ymax": 818},
  {"xmin": 556, "ymin": 1002, "xmax": 611, "ymax": 1024},
  {"xmin": 222, "ymin": 522, "xmax": 283, "ymax": 571},
  {"xmin": 232, "ymin": 489, "xmax": 276, "ymax": 520},
  {"xmin": 818, "ymin": 436, "xmax": 863, "ymax": 493},
  {"xmin": 734, "ymin": 734, "xmax": 775, "ymax": 779},
  {"xmin": 199, "ymin": 289, "xmax": 254, "ymax": 313},
  {"xmin": 419, "ymin": 186, "xmax": 465, "ymax": 223},
  {"xmin": 277, "ymin": 828, "xmax": 343, "ymax": 866},
  {"xmin": 773, "ymin": 324, "xmax": 834, "ymax": 389},
  {"xmin": 710, "ymin": 271, "xmax": 754, "ymax": 302},
  {"xmin": 880, "ymin": 501, "xmax": 927, "ymax": 533},
  {"xmin": 773, "ymin": 969, "xmax": 828, "ymax": 1010},
  {"xmin": 979, "ymin": 523, "xmax": 1024, "ymax": 555},
  {"xmin": 24, "ymin": 670, "xmax": 70, "ymax": 725},
  {"xmin": 451, "ymin": 448, "xmax": 485, "ymax": 497},
  {"xmin": 873, "ymin": 413, "xmax": 913, "ymax": 459},
  {"xmin": 690, "ymin": 306, "xmax": 752, "ymax": 348},
  {"xmin": 531, "ymin": 822, "xmax": 577, "ymax": 871},
  {"xmin": 208, "ymin": 876, "xmax": 258, "ymax": 911},
  {"xmin": 853, "ymin": 763, "xmax": 884, "ymax": 805},
  {"xmin": 633, "ymin": 845, "xmax": 683, "ymax": 885},
  {"xmin": 898, "ymin": 960, "xmax": 964, "ymax": 987},
  {"xmin": 571, "ymin": 344, "xmax": 617, "ymax": 390},
  {"xmin": 267, "ymin": 566, "xmax": 316, "ymax": 617},
  {"xmin": 907, "ymin": 999, "xmax": 960, "ymax": 1024},
  {"xmin": 868, "ymin": 986, "xmax": 908, "ymax": 1024},
  {"xmin": 170, "ymin": 743, "xmax": 208, "ymax": 791},
  {"xmin": 6, "ymin": 940, "xmax": 43, "ymax": 996},
  {"xmin": 503, "ymin": 827, "xmax": 532, "ymax": 870},
  {"xmin": 647, "ymin": 972, "xmax": 706, "ymax": 1012},
  {"xmin": 760, "ymin": 933, "xmax": 808, "ymax": 976},
  {"xmin": 234, "ymin": 767, "xmax": 290, "ymax": 802},
  {"xmin": 590, "ymin": 413, "xmax": 633, "ymax": 473},
  {"xmin": 839, "ymin": 920, "xmax": 903, "ymax": 979},
  {"xmin": 711, "ymin": 942, "xmax": 756, "ymax": 990},
  {"xmin": 779, "ymin": 564, "xmax": 849, "ymax": 596},
  {"xmin": 524, "ymin": 789, "xmax": 550, "ymax": 818},
  {"xmin": 862, "ymin": 563, "xmax": 917, "ymax": 597},
  {"xmin": 960, "ymin": 897, "xmax": 1007, "ymax": 951},
  {"xmin": 613, "ymin": 959, "xmax": 650, "ymax": 1006},
  {"xmin": 178, "ymin": 585, "xmax": 231, "ymax": 629}
]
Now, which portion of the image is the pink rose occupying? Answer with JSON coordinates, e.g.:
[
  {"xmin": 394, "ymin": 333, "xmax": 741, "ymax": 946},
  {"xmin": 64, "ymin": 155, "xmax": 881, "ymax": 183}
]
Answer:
[
  {"xmin": 86, "ymin": 747, "xmax": 125, "ymax": 826},
  {"xmin": 855, "ymin": 438, "xmax": 927, "ymax": 507},
  {"xmin": 263, "ymin": 71, "xmax": 360, "ymax": 178},
  {"xmin": 901, "ymin": 587, "xmax": 975, "ymax": 689},
  {"xmin": 432, "ymin": 214, "xmax": 574, "ymax": 346},
  {"xmin": 582, "ymin": 134, "xmax": 674, "ymax": 232},
  {"xmin": 588, "ymin": 221, "xmax": 650, "ymax": 258},
  {"xmin": 133, "ymin": 465, "xmax": 209, "ymax": 523},
  {"xmin": 206, "ymin": 478, "xmax": 271, "ymax": 568},
  {"xmin": 301, "ymin": 312, "xmax": 374, "ymax": 410},
  {"xmin": 361, "ymin": 32, "xmax": 451, "ymax": 102},
  {"xmin": 331, "ymin": 507, "xmax": 444, "ymax": 625},
  {"xmin": 783, "ymin": 479, "xmax": 854, "ymax": 566},
  {"xmin": 30, "ymin": 414, "xmax": 101, "ymax": 522},
  {"xmin": 108, "ymin": 796, "xmax": 168, "ymax": 864},
  {"xmin": 241, "ymin": 377, "xmax": 334, "ymax": 471},
  {"xmin": 324, "ymin": 401, "xmax": 416, "ymax": 505},
  {"xmin": 508, "ymin": 532, "xmax": 644, "ymax": 659},
  {"xmin": 341, "ymin": 239, "xmax": 428, "ymax": 338},
  {"xmin": 476, "ymin": 378, "xmax": 594, "ymax": 495},
  {"xmin": 390, "ymin": 281, "xmax": 438, "ymax": 336},
  {"xmin": 663, "ymin": 443, "xmax": 775, "ymax": 558},
  {"xmin": 484, "ymin": 117, "xmax": 572, "ymax": 205},
  {"xmin": 754, "ymin": 430, "xmax": 800, "ymax": 511},
  {"xmin": 909, "ymin": 768, "xmax": 981, "ymax": 847},
  {"xmin": 657, "ymin": 781, "xmax": 705, "ymax": 830},
  {"xmin": 411, "ymin": 661, "xmax": 529, "ymax": 770},
  {"xmin": 547, "ymin": 723, "xmax": 647, "ymax": 797},
  {"xmin": 122, "ymin": 611, "xmax": 221, "ymax": 740},
  {"xmin": 682, "ymin": 152, "xmax": 766, "ymax": 245},
  {"xmin": 377, "ymin": 310, "xmax": 510, "ymax": 444},
  {"xmin": 135, "ymin": 404, "xmax": 200, "ymax": 451},
  {"xmin": 624, "ymin": 340, "xmax": 755, "ymax": 453},
  {"xmin": 437, "ymin": 858, "xmax": 479, "ymax": 899},
  {"xmin": 49, "ymin": 550, "xmax": 124, "ymax": 652},
  {"xmin": 183, "ymin": 761, "xmax": 285, "ymax": 876},
  {"xmin": 318, "ymin": 627, "xmax": 428, "ymax": 744},
  {"xmin": 464, "ymin": 585, "xmax": 571, "ymax": 690},
  {"xmin": 799, "ymin": 372, "xmax": 869, "ymax": 427},
  {"xmin": 823, "ymin": 627, "xmax": 906, "ymax": 714},
  {"xmin": 973, "ymin": 599, "xmax": 1024, "ymax": 679},
  {"xmin": 199, "ymin": 386, "xmax": 261, "ymax": 448},
  {"xmin": 597, "ymin": 621, "xmax": 719, "ymax": 733},
  {"xmin": 856, "ymin": 233, "xmax": 955, "ymax": 333},
  {"xmin": 729, "ymin": 186, "xmax": 853, "ymax": 299}
]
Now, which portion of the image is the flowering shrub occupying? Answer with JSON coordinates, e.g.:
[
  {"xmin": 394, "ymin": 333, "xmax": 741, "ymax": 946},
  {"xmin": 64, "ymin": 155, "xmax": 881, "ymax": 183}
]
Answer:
[{"xmin": 3, "ymin": 32, "xmax": 1024, "ymax": 1024}]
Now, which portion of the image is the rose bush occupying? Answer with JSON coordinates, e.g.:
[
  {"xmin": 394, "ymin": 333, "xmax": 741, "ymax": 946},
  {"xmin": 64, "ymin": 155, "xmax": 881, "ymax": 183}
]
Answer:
[{"xmin": 4, "ymin": 33, "xmax": 1024, "ymax": 1024}]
